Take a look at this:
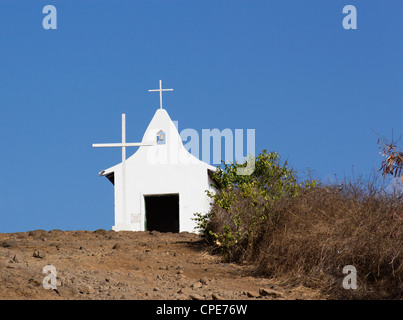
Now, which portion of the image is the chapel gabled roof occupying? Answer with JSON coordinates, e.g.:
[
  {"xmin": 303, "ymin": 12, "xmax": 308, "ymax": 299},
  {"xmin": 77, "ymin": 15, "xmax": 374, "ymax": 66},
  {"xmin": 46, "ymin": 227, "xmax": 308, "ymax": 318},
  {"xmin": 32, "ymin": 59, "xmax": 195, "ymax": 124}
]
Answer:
[{"xmin": 99, "ymin": 108, "xmax": 216, "ymax": 177}]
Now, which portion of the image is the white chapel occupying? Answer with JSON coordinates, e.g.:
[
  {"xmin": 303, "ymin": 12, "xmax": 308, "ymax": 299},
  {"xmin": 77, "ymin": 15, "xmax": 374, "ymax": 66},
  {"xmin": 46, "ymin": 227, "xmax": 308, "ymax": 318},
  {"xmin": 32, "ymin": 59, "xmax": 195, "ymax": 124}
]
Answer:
[{"xmin": 93, "ymin": 81, "xmax": 216, "ymax": 232}]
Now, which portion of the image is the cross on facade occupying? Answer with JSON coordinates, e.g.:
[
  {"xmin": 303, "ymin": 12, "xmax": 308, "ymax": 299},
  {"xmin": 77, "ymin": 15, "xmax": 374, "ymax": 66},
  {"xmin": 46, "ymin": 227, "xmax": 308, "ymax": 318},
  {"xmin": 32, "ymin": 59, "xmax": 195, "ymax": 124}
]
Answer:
[
  {"xmin": 92, "ymin": 114, "xmax": 154, "ymax": 225},
  {"xmin": 148, "ymin": 80, "xmax": 173, "ymax": 109}
]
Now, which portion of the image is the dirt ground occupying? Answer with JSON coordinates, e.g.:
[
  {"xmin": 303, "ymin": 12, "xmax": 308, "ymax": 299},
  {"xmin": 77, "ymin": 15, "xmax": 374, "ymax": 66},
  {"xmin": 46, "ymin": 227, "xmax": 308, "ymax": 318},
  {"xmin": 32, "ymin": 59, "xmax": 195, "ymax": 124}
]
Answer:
[{"xmin": 0, "ymin": 229, "xmax": 324, "ymax": 300}]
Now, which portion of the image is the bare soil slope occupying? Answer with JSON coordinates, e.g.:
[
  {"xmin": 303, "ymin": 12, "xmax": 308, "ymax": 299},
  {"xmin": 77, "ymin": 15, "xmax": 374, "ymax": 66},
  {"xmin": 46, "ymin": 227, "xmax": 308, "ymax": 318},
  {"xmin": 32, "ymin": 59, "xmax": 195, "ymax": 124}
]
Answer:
[{"xmin": 0, "ymin": 230, "xmax": 323, "ymax": 300}]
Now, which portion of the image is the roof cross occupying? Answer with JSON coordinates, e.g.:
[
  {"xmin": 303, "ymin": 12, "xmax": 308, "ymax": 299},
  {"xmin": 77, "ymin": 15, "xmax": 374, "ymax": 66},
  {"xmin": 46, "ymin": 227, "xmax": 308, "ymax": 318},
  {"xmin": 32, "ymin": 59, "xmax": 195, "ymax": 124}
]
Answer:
[{"xmin": 148, "ymin": 80, "xmax": 173, "ymax": 109}]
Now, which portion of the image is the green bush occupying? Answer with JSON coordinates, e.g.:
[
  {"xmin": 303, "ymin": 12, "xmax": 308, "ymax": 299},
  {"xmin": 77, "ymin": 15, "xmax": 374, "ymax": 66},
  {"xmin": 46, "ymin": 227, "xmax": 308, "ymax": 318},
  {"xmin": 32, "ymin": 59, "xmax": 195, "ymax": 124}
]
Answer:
[{"xmin": 194, "ymin": 150, "xmax": 317, "ymax": 261}]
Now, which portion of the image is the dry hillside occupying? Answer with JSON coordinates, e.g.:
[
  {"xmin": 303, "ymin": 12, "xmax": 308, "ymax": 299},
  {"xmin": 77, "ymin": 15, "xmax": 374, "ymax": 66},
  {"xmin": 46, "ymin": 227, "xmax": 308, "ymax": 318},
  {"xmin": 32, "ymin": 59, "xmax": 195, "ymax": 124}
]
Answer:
[{"xmin": 0, "ymin": 229, "xmax": 323, "ymax": 300}]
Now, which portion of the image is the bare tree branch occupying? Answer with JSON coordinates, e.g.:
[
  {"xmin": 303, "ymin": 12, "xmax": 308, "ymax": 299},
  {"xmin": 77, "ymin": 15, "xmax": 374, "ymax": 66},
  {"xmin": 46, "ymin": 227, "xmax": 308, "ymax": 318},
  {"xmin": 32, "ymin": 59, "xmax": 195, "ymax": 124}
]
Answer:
[{"xmin": 377, "ymin": 135, "xmax": 403, "ymax": 182}]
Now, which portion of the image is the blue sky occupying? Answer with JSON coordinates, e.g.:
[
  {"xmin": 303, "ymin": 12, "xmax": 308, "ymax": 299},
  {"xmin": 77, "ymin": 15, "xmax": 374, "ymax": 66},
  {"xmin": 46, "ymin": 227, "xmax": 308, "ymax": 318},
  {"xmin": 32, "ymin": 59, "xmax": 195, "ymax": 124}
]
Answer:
[{"xmin": 0, "ymin": 0, "xmax": 402, "ymax": 232}]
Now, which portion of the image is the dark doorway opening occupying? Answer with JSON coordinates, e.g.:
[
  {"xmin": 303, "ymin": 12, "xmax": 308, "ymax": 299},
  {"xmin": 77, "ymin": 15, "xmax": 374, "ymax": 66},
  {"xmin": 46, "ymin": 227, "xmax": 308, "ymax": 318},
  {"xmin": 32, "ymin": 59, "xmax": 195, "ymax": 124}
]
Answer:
[{"xmin": 144, "ymin": 194, "xmax": 179, "ymax": 233}]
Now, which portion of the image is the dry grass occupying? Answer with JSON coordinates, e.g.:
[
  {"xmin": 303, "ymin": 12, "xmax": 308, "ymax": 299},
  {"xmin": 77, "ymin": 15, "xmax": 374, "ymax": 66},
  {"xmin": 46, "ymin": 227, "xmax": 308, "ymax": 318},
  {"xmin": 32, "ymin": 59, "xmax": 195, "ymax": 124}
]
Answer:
[{"xmin": 207, "ymin": 177, "xmax": 403, "ymax": 299}]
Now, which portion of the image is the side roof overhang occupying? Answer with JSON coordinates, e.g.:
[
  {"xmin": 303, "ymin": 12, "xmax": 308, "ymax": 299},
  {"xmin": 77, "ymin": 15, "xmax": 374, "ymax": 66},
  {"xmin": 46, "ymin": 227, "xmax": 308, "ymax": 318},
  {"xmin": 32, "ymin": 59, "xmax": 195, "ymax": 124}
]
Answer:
[{"xmin": 99, "ymin": 165, "xmax": 118, "ymax": 185}]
